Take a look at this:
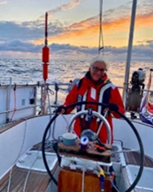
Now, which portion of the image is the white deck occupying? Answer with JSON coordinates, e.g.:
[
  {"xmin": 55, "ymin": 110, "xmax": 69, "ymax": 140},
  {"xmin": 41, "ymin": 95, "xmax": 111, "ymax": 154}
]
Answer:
[
  {"xmin": 16, "ymin": 150, "xmax": 57, "ymax": 172},
  {"xmin": 126, "ymin": 165, "xmax": 153, "ymax": 191}
]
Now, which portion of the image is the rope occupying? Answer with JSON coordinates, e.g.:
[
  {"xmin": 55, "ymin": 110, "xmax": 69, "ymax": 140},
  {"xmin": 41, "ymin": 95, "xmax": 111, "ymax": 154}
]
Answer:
[
  {"xmin": 43, "ymin": 81, "xmax": 47, "ymax": 114},
  {"xmin": 7, "ymin": 169, "xmax": 13, "ymax": 192},
  {"xmin": 22, "ymin": 148, "xmax": 42, "ymax": 192},
  {"xmin": 111, "ymin": 149, "xmax": 140, "ymax": 154},
  {"xmin": 7, "ymin": 119, "xmax": 28, "ymax": 192},
  {"xmin": 98, "ymin": 0, "xmax": 104, "ymax": 55},
  {"xmin": 112, "ymin": 183, "xmax": 120, "ymax": 192},
  {"xmin": 81, "ymin": 168, "xmax": 85, "ymax": 192},
  {"xmin": 45, "ymin": 84, "xmax": 69, "ymax": 140}
]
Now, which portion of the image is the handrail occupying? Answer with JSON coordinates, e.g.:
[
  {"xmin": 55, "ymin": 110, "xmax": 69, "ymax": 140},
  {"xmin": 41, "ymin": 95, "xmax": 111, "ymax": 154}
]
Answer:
[
  {"xmin": 0, "ymin": 105, "xmax": 38, "ymax": 115},
  {"xmin": 0, "ymin": 81, "xmax": 151, "ymax": 125}
]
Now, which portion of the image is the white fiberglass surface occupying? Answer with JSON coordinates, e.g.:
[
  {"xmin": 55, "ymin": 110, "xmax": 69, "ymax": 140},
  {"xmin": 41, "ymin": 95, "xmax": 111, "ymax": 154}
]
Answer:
[
  {"xmin": 16, "ymin": 150, "xmax": 57, "ymax": 172},
  {"xmin": 126, "ymin": 165, "xmax": 153, "ymax": 191}
]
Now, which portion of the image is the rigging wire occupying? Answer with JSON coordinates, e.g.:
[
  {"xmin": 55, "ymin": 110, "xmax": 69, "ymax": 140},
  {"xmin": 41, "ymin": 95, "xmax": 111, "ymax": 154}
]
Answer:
[{"xmin": 98, "ymin": 0, "xmax": 104, "ymax": 56}]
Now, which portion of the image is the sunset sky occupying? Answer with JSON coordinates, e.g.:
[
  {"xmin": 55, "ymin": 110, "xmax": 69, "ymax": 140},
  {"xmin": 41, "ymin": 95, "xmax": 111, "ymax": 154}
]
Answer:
[{"xmin": 0, "ymin": 0, "xmax": 152, "ymax": 61}]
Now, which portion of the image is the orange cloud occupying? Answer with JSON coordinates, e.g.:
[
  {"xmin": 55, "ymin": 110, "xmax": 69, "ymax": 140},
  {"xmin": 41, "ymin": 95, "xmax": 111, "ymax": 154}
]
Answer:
[
  {"xmin": 34, "ymin": 11, "xmax": 153, "ymax": 47},
  {"xmin": 136, "ymin": 12, "xmax": 153, "ymax": 28}
]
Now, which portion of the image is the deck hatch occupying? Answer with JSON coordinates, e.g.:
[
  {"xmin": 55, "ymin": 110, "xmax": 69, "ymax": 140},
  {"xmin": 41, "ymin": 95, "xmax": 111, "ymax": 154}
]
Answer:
[{"xmin": 16, "ymin": 150, "xmax": 57, "ymax": 172}]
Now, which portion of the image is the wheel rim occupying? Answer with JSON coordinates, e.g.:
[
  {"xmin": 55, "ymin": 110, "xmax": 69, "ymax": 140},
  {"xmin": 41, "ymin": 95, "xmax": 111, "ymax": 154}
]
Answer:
[{"xmin": 42, "ymin": 101, "xmax": 144, "ymax": 192}]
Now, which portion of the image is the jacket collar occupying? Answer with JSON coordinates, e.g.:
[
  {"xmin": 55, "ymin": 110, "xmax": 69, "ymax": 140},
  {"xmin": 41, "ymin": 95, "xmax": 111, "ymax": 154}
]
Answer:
[{"xmin": 85, "ymin": 71, "xmax": 109, "ymax": 86}]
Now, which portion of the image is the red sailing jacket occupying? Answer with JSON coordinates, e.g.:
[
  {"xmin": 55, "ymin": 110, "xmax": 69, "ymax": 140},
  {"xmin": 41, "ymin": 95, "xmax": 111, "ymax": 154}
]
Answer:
[{"xmin": 63, "ymin": 72, "xmax": 125, "ymax": 144}]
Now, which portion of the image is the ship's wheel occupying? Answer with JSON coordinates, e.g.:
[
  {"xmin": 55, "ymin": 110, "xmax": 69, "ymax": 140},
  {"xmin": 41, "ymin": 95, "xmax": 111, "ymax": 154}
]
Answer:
[{"xmin": 42, "ymin": 101, "xmax": 144, "ymax": 192}]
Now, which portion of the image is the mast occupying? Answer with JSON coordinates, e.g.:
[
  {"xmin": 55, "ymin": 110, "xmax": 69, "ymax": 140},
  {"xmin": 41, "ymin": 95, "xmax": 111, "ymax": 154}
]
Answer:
[
  {"xmin": 42, "ymin": 12, "xmax": 49, "ymax": 114},
  {"xmin": 122, "ymin": 0, "xmax": 137, "ymax": 107}
]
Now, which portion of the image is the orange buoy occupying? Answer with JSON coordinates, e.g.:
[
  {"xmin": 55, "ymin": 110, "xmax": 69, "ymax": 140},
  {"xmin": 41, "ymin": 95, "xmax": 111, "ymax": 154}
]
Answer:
[
  {"xmin": 43, "ymin": 63, "xmax": 48, "ymax": 80},
  {"xmin": 42, "ymin": 46, "xmax": 49, "ymax": 63}
]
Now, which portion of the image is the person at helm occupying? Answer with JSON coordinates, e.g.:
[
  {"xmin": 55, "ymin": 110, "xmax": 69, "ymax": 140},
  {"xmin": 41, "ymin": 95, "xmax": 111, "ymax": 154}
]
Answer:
[{"xmin": 56, "ymin": 55, "xmax": 125, "ymax": 144}]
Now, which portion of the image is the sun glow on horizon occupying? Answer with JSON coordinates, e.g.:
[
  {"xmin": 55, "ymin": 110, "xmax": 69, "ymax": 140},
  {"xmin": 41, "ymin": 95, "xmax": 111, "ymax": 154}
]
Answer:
[{"xmin": 33, "ymin": 10, "xmax": 153, "ymax": 48}]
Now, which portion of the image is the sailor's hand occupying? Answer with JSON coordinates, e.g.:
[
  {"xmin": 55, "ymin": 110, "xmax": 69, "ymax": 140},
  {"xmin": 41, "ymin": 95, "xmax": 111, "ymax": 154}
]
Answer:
[
  {"xmin": 108, "ymin": 103, "xmax": 118, "ymax": 111},
  {"xmin": 54, "ymin": 105, "xmax": 66, "ymax": 114}
]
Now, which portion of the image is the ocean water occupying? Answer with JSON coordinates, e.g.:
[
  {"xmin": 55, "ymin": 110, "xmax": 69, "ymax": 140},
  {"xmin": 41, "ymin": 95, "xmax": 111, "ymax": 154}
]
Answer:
[
  {"xmin": 0, "ymin": 58, "xmax": 153, "ymax": 106},
  {"xmin": 0, "ymin": 58, "xmax": 153, "ymax": 104}
]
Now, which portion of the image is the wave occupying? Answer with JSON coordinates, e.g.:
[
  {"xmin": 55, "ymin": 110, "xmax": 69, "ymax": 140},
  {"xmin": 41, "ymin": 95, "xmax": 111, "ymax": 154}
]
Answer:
[{"xmin": 0, "ymin": 58, "xmax": 153, "ymax": 90}]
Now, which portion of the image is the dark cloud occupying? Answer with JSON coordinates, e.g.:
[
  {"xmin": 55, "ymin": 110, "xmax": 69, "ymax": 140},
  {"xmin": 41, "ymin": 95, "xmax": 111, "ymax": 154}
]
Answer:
[
  {"xmin": 0, "ymin": 21, "xmax": 43, "ymax": 42},
  {"xmin": 50, "ymin": 43, "xmax": 98, "ymax": 55},
  {"xmin": 0, "ymin": 0, "xmax": 152, "ymax": 61},
  {"xmin": 132, "ymin": 43, "xmax": 153, "ymax": 61},
  {"xmin": 1, "ymin": 38, "xmax": 152, "ymax": 61},
  {"xmin": 0, "ymin": 20, "xmax": 63, "ymax": 42},
  {"xmin": 0, "ymin": 39, "xmax": 42, "ymax": 53}
]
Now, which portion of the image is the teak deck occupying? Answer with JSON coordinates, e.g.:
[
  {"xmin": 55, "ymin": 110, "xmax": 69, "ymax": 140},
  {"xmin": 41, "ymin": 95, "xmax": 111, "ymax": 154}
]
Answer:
[
  {"xmin": 1, "ymin": 147, "xmax": 153, "ymax": 192},
  {"xmin": 1, "ymin": 127, "xmax": 153, "ymax": 192},
  {"xmin": 0, "ymin": 143, "xmax": 57, "ymax": 192},
  {"xmin": 124, "ymin": 151, "xmax": 153, "ymax": 167},
  {"xmin": 0, "ymin": 166, "xmax": 50, "ymax": 192}
]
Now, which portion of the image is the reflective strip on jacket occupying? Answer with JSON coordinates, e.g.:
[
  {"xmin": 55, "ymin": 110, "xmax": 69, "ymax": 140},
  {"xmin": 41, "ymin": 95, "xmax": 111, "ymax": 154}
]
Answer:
[{"xmin": 64, "ymin": 72, "xmax": 125, "ymax": 144}]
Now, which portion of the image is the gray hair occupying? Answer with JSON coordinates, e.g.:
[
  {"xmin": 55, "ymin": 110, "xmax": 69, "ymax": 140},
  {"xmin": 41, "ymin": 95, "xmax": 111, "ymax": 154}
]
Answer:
[{"xmin": 90, "ymin": 55, "xmax": 109, "ymax": 70}]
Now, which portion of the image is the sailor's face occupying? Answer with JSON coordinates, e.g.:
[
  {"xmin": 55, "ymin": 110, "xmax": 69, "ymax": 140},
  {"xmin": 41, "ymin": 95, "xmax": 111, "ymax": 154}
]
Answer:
[{"xmin": 89, "ymin": 61, "xmax": 107, "ymax": 81}]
